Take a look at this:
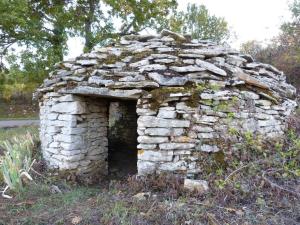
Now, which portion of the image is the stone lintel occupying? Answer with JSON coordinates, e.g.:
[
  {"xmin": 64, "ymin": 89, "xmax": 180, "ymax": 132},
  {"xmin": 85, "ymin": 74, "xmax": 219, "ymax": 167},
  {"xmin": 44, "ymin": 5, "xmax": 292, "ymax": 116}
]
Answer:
[{"xmin": 59, "ymin": 86, "xmax": 144, "ymax": 100}]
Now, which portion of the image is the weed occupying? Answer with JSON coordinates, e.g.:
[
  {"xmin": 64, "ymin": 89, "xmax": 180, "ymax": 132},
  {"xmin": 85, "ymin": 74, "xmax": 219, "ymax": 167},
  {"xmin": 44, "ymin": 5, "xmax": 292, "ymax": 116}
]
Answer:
[{"xmin": 0, "ymin": 127, "xmax": 39, "ymax": 196}]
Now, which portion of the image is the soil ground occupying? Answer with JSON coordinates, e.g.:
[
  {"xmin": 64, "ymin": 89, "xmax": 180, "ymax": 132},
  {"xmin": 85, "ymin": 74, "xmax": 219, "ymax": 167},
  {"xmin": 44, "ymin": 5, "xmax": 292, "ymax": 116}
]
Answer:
[
  {"xmin": 0, "ymin": 173, "xmax": 299, "ymax": 225},
  {"xmin": 0, "ymin": 124, "xmax": 299, "ymax": 225}
]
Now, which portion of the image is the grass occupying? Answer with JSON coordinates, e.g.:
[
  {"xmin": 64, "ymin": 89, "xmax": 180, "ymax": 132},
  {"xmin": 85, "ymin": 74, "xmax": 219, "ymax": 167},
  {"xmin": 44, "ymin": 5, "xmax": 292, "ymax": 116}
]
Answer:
[
  {"xmin": 0, "ymin": 126, "xmax": 39, "ymax": 142},
  {"xmin": 0, "ymin": 124, "xmax": 299, "ymax": 224},
  {"xmin": 0, "ymin": 100, "xmax": 38, "ymax": 120}
]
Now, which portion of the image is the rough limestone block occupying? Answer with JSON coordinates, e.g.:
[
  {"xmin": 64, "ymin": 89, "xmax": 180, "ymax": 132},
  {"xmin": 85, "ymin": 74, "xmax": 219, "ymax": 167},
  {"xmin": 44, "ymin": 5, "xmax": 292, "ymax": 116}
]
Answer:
[
  {"xmin": 192, "ymin": 126, "xmax": 214, "ymax": 133},
  {"xmin": 195, "ymin": 115, "xmax": 219, "ymax": 124},
  {"xmin": 137, "ymin": 136, "xmax": 168, "ymax": 144},
  {"xmin": 197, "ymin": 133, "xmax": 216, "ymax": 139},
  {"xmin": 145, "ymin": 128, "xmax": 185, "ymax": 136},
  {"xmin": 137, "ymin": 144, "xmax": 157, "ymax": 150},
  {"xmin": 137, "ymin": 160, "xmax": 156, "ymax": 175},
  {"xmin": 184, "ymin": 179, "xmax": 209, "ymax": 193},
  {"xmin": 138, "ymin": 116, "xmax": 190, "ymax": 128},
  {"xmin": 196, "ymin": 59, "xmax": 227, "ymax": 76},
  {"xmin": 60, "ymin": 142, "xmax": 84, "ymax": 150},
  {"xmin": 157, "ymin": 110, "xmax": 176, "ymax": 119},
  {"xmin": 53, "ymin": 134, "xmax": 82, "ymax": 143},
  {"xmin": 197, "ymin": 144, "xmax": 219, "ymax": 152},
  {"xmin": 61, "ymin": 127, "xmax": 87, "ymax": 135},
  {"xmin": 58, "ymin": 114, "xmax": 78, "ymax": 121},
  {"xmin": 51, "ymin": 101, "xmax": 86, "ymax": 114},
  {"xmin": 136, "ymin": 108, "xmax": 157, "ymax": 116},
  {"xmin": 138, "ymin": 150, "xmax": 173, "ymax": 162},
  {"xmin": 47, "ymin": 113, "xmax": 59, "ymax": 120},
  {"xmin": 158, "ymin": 161, "xmax": 187, "ymax": 171},
  {"xmin": 58, "ymin": 94, "xmax": 82, "ymax": 102},
  {"xmin": 159, "ymin": 143, "xmax": 195, "ymax": 150},
  {"xmin": 60, "ymin": 150, "xmax": 82, "ymax": 156}
]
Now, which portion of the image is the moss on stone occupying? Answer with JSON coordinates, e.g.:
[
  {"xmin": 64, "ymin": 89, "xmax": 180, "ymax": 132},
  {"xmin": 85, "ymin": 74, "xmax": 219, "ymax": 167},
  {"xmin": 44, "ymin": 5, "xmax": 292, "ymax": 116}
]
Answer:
[
  {"xmin": 132, "ymin": 50, "xmax": 153, "ymax": 62},
  {"xmin": 103, "ymin": 54, "xmax": 120, "ymax": 64},
  {"xmin": 148, "ymin": 83, "xmax": 207, "ymax": 111},
  {"xmin": 148, "ymin": 87, "xmax": 185, "ymax": 111}
]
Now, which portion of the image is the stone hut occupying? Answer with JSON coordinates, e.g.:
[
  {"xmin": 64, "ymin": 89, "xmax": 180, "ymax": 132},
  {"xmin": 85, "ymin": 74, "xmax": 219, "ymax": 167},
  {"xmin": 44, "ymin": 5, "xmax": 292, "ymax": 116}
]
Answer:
[{"xmin": 36, "ymin": 30, "xmax": 297, "ymax": 181}]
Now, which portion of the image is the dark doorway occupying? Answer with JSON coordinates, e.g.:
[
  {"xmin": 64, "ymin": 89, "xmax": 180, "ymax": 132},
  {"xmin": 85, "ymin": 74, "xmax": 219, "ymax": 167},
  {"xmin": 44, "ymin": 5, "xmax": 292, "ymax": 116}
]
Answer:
[{"xmin": 108, "ymin": 101, "xmax": 138, "ymax": 179}]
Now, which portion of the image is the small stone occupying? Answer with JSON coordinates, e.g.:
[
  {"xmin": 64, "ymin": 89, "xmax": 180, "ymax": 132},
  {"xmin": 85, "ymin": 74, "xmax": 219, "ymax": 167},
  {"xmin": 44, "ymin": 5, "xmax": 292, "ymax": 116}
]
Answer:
[
  {"xmin": 196, "ymin": 59, "xmax": 227, "ymax": 76},
  {"xmin": 145, "ymin": 128, "xmax": 185, "ymax": 136},
  {"xmin": 137, "ymin": 136, "xmax": 168, "ymax": 144},
  {"xmin": 137, "ymin": 161, "xmax": 156, "ymax": 175},
  {"xmin": 195, "ymin": 115, "xmax": 218, "ymax": 124},
  {"xmin": 184, "ymin": 179, "xmax": 209, "ymax": 193},
  {"xmin": 76, "ymin": 59, "xmax": 98, "ymax": 65},
  {"xmin": 140, "ymin": 64, "xmax": 167, "ymax": 72},
  {"xmin": 169, "ymin": 65, "xmax": 206, "ymax": 73},
  {"xmin": 88, "ymin": 76, "xmax": 113, "ymax": 86},
  {"xmin": 137, "ymin": 144, "xmax": 157, "ymax": 150},
  {"xmin": 138, "ymin": 150, "xmax": 173, "ymax": 162},
  {"xmin": 154, "ymin": 58, "xmax": 175, "ymax": 64},
  {"xmin": 132, "ymin": 192, "xmax": 151, "ymax": 201},
  {"xmin": 241, "ymin": 91, "xmax": 260, "ymax": 100},
  {"xmin": 226, "ymin": 55, "xmax": 247, "ymax": 66},
  {"xmin": 159, "ymin": 143, "xmax": 195, "ymax": 150},
  {"xmin": 138, "ymin": 116, "xmax": 190, "ymax": 128},
  {"xmin": 148, "ymin": 73, "xmax": 188, "ymax": 86},
  {"xmin": 51, "ymin": 102, "xmax": 86, "ymax": 114},
  {"xmin": 197, "ymin": 144, "xmax": 219, "ymax": 152},
  {"xmin": 161, "ymin": 29, "xmax": 186, "ymax": 42},
  {"xmin": 129, "ymin": 59, "xmax": 149, "ymax": 68},
  {"xmin": 255, "ymin": 100, "xmax": 272, "ymax": 107},
  {"xmin": 158, "ymin": 161, "xmax": 187, "ymax": 171},
  {"xmin": 157, "ymin": 109, "xmax": 176, "ymax": 119},
  {"xmin": 192, "ymin": 126, "xmax": 214, "ymax": 133}
]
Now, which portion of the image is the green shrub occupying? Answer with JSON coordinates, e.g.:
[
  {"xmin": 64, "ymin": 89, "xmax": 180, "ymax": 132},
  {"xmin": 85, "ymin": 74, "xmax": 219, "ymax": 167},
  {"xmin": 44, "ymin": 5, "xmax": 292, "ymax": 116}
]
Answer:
[{"xmin": 0, "ymin": 82, "xmax": 38, "ymax": 101}]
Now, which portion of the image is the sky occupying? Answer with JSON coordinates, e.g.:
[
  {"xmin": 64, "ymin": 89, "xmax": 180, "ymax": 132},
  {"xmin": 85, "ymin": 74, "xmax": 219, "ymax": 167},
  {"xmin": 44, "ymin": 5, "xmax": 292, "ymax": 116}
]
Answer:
[{"xmin": 67, "ymin": 0, "xmax": 292, "ymax": 58}]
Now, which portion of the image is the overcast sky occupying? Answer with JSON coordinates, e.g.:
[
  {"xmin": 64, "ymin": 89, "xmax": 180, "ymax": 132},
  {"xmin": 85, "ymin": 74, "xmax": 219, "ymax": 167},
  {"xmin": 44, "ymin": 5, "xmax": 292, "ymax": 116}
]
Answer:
[{"xmin": 67, "ymin": 0, "xmax": 292, "ymax": 58}]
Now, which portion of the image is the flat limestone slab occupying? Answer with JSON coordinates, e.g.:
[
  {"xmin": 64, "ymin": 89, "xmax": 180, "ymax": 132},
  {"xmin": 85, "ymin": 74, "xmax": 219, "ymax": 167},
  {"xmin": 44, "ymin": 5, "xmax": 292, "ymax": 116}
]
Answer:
[{"xmin": 59, "ymin": 86, "xmax": 144, "ymax": 100}]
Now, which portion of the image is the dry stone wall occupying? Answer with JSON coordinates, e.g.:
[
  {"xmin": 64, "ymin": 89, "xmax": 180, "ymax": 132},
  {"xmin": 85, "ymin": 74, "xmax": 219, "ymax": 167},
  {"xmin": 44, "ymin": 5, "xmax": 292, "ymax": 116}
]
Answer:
[
  {"xmin": 136, "ymin": 87, "xmax": 296, "ymax": 176},
  {"xmin": 36, "ymin": 30, "xmax": 298, "ymax": 179},
  {"xmin": 40, "ymin": 93, "xmax": 108, "ymax": 179}
]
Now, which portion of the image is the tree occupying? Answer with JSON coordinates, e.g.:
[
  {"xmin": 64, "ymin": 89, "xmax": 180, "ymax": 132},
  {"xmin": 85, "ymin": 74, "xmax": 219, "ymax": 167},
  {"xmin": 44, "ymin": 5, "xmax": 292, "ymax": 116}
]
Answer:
[
  {"xmin": 158, "ymin": 3, "xmax": 229, "ymax": 42},
  {"xmin": 0, "ymin": 0, "xmax": 177, "ymax": 84},
  {"xmin": 72, "ymin": 0, "xmax": 177, "ymax": 52},
  {"xmin": 0, "ymin": 0, "xmax": 73, "ymax": 63}
]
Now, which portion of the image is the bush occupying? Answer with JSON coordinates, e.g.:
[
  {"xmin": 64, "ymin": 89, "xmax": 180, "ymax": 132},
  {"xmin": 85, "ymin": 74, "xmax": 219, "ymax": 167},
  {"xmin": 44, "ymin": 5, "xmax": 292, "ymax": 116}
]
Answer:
[{"xmin": 0, "ymin": 82, "xmax": 38, "ymax": 102}]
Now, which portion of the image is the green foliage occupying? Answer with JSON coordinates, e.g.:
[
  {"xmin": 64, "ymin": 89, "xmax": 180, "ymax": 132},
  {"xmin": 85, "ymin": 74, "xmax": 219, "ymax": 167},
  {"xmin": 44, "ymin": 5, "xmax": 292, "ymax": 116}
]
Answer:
[
  {"xmin": 0, "ymin": 83, "xmax": 38, "ymax": 101},
  {"xmin": 279, "ymin": 130, "xmax": 300, "ymax": 176},
  {"xmin": 0, "ymin": 0, "xmax": 178, "ymax": 95},
  {"xmin": 0, "ymin": 126, "xmax": 38, "ymax": 141},
  {"xmin": 158, "ymin": 3, "xmax": 230, "ymax": 42},
  {"xmin": 0, "ymin": 129, "xmax": 38, "ymax": 193}
]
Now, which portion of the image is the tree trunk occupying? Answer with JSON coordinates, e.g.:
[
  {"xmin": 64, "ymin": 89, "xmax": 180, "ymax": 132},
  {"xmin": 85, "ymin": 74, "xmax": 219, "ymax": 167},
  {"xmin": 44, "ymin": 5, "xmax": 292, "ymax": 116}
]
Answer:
[
  {"xmin": 50, "ymin": 0, "xmax": 66, "ymax": 61},
  {"xmin": 84, "ymin": 0, "xmax": 97, "ymax": 52}
]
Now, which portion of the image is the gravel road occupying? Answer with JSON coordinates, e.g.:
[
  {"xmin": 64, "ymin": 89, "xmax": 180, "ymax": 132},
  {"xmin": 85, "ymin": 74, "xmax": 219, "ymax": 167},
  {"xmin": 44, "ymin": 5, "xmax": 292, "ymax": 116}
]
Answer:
[{"xmin": 0, "ymin": 120, "xmax": 39, "ymax": 128}]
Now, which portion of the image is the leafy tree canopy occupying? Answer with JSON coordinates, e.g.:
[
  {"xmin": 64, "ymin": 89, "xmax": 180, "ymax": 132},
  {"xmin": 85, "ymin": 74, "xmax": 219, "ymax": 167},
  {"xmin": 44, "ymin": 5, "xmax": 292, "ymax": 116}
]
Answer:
[
  {"xmin": 0, "ymin": 0, "xmax": 231, "ymax": 89},
  {"xmin": 0, "ymin": 0, "xmax": 177, "ymax": 84},
  {"xmin": 158, "ymin": 3, "xmax": 229, "ymax": 42}
]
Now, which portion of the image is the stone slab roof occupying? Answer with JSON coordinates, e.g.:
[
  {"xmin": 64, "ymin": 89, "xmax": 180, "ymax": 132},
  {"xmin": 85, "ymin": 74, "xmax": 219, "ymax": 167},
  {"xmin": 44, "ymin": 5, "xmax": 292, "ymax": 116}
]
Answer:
[{"xmin": 36, "ymin": 30, "xmax": 297, "ymax": 102}]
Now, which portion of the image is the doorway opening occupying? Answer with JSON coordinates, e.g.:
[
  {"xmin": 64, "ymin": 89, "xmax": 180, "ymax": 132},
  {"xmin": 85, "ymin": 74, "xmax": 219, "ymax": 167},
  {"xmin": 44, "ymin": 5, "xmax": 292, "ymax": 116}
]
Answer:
[{"xmin": 108, "ymin": 100, "xmax": 138, "ymax": 179}]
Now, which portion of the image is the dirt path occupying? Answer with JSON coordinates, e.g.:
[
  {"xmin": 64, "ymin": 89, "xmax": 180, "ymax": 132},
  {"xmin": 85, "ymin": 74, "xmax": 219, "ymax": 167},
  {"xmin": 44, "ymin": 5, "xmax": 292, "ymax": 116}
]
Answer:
[{"xmin": 0, "ymin": 120, "xmax": 39, "ymax": 128}]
